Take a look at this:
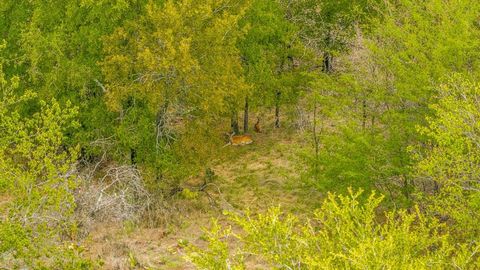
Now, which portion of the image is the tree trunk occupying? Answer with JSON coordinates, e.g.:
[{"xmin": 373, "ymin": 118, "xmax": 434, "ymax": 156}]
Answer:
[
  {"xmin": 323, "ymin": 31, "xmax": 333, "ymax": 73},
  {"xmin": 275, "ymin": 91, "xmax": 281, "ymax": 128},
  {"xmin": 231, "ymin": 110, "xmax": 239, "ymax": 134},
  {"xmin": 403, "ymin": 177, "xmax": 410, "ymax": 200},
  {"xmin": 156, "ymin": 101, "xmax": 170, "ymax": 148},
  {"xmin": 323, "ymin": 51, "xmax": 333, "ymax": 73},
  {"xmin": 243, "ymin": 96, "xmax": 249, "ymax": 134},
  {"xmin": 313, "ymin": 102, "xmax": 320, "ymax": 160},
  {"xmin": 130, "ymin": 148, "xmax": 137, "ymax": 166},
  {"xmin": 362, "ymin": 98, "xmax": 367, "ymax": 130}
]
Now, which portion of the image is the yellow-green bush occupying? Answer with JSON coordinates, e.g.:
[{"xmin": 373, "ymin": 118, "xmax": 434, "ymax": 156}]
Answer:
[
  {"xmin": 187, "ymin": 189, "xmax": 479, "ymax": 269},
  {"xmin": 0, "ymin": 56, "xmax": 94, "ymax": 268}
]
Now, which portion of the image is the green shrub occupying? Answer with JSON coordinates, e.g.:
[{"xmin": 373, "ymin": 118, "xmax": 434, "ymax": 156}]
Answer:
[
  {"xmin": 187, "ymin": 189, "xmax": 480, "ymax": 269},
  {"xmin": 0, "ymin": 58, "xmax": 94, "ymax": 268}
]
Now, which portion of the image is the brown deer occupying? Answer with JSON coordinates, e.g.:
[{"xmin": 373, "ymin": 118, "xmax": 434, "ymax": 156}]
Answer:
[
  {"xmin": 254, "ymin": 117, "xmax": 262, "ymax": 133},
  {"xmin": 224, "ymin": 132, "xmax": 253, "ymax": 147}
]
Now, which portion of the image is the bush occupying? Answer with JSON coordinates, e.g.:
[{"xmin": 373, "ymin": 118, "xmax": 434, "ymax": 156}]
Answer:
[
  {"xmin": 0, "ymin": 66, "xmax": 94, "ymax": 268},
  {"xmin": 186, "ymin": 189, "xmax": 480, "ymax": 269}
]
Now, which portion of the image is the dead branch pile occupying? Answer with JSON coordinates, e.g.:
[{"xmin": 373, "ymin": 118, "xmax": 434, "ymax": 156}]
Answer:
[{"xmin": 75, "ymin": 165, "xmax": 152, "ymax": 234}]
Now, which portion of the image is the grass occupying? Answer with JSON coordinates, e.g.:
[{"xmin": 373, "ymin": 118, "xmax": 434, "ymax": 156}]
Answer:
[
  {"xmin": 83, "ymin": 128, "xmax": 325, "ymax": 269},
  {"xmin": 83, "ymin": 125, "xmax": 400, "ymax": 268}
]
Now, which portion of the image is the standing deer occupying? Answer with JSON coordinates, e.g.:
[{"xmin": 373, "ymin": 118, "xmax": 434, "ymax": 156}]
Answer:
[{"xmin": 254, "ymin": 117, "xmax": 261, "ymax": 133}]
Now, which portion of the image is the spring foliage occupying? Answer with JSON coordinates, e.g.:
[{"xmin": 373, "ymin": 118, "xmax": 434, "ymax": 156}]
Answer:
[
  {"xmin": 187, "ymin": 75, "xmax": 480, "ymax": 269},
  {"xmin": 0, "ymin": 50, "xmax": 92, "ymax": 268},
  {"xmin": 187, "ymin": 190, "xmax": 480, "ymax": 269},
  {"xmin": 1, "ymin": 0, "xmax": 480, "ymax": 268}
]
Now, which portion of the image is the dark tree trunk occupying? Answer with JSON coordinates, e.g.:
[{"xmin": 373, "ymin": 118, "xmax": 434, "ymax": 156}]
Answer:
[
  {"xmin": 243, "ymin": 96, "xmax": 249, "ymax": 134},
  {"xmin": 275, "ymin": 91, "xmax": 281, "ymax": 128},
  {"xmin": 323, "ymin": 51, "xmax": 333, "ymax": 73},
  {"xmin": 130, "ymin": 148, "xmax": 137, "ymax": 166},
  {"xmin": 323, "ymin": 31, "xmax": 333, "ymax": 73},
  {"xmin": 433, "ymin": 180, "xmax": 439, "ymax": 194},
  {"xmin": 231, "ymin": 110, "xmax": 240, "ymax": 134}
]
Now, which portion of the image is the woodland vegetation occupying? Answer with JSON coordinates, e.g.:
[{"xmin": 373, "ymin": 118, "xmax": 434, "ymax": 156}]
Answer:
[{"xmin": 1, "ymin": 0, "xmax": 479, "ymax": 269}]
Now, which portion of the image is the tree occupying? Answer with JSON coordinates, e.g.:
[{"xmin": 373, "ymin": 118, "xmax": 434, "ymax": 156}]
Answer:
[
  {"xmin": 101, "ymin": 0, "xmax": 250, "ymax": 180},
  {"xmin": 238, "ymin": 0, "xmax": 305, "ymax": 130},
  {"xmin": 365, "ymin": 0, "xmax": 480, "ymax": 198},
  {"xmin": 414, "ymin": 75, "xmax": 480, "ymax": 241},
  {"xmin": 303, "ymin": 0, "xmax": 480, "ymax": 200},
  {"xmin": 0, "ymin": 0, "xmax": 146, "ymax": 160},
  {"xmin": 0, "ymin": 48, "xmax": 93, "ymax": 268},
  {"xmin": 285, "ymin": 0, "xmax": 380, "ymax": 72}
]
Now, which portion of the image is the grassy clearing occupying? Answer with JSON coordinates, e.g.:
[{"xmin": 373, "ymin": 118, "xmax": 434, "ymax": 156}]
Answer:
[{"xmin": 83, "ymin": 129, "xmax": 323, "ymax": 269}]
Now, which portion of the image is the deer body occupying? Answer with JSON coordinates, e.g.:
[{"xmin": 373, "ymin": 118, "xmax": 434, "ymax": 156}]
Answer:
[{"xmin": 225, "ymin": 133, "xmax": 253, "ymax": 146}]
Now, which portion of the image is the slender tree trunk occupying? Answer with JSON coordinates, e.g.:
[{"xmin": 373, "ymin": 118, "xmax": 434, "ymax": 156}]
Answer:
[
  {"xmin": 231, "ymin": 110, "xmax": 239, "ymax": 134},
  {"xmin": 323, "ymin": 30, "xmax": 333, "ymax": 73},
  {"xmin": 156, "ymin": 101, "xmax": 170, "ymax": 148},
  {"xmin": 275, "ymin": 91, "xmax": 281, "ymax": 128},
  {"xmin": 323, "ymin": 51, "xmax": 333, "ymax": 73},
  {"xmin": 312, "ymin": 101, "xmax": 320, "ymax": 179},
  {"xmin": 243, "ymin": 96, "xmax": 249, "ymax": 134},
  {"xmin": 313, "ymin": 102, "xmax": 320, "ymax": 160},
  {"xmin": 362, "ymin": 98, "xmax": 367, "ymax": 130}
]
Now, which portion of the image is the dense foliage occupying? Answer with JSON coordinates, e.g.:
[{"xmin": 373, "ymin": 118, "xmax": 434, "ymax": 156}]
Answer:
[
  {"xmin": 188, "ymin": 191, "xmax": 479, "ymax": 269},
  {"xmin": 1, "ymin": 0, "xmax": 479, "ymax": 268},
  {"xmin": 0, "ymin": 50, "xmax": 92, "ymax": 268}
]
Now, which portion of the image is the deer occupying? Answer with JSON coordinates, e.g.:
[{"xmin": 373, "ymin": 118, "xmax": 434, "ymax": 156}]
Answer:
[
  {"xmin": 224, "ymin": 132, "xmax": 253, "ymax": 147},
  {"xmin": 254, "ymin": 117, "xmax": 262, "ymax": 133}
]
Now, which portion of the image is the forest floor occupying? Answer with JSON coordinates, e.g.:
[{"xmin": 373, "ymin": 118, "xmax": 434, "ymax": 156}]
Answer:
[{"xmin": 84, "ymin": 130, "xmax": 323, "ymax": 269}]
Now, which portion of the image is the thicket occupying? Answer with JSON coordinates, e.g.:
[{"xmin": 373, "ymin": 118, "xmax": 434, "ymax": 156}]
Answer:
[{"xmin": 1, "ymin": 0, "xmax": 479, "ymax": 268}]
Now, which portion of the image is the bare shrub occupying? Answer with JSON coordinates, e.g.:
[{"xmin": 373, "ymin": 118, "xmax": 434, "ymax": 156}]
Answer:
[{"xmin": 75, "ymin": 164, "xmax": 152, "ymax": 236}]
